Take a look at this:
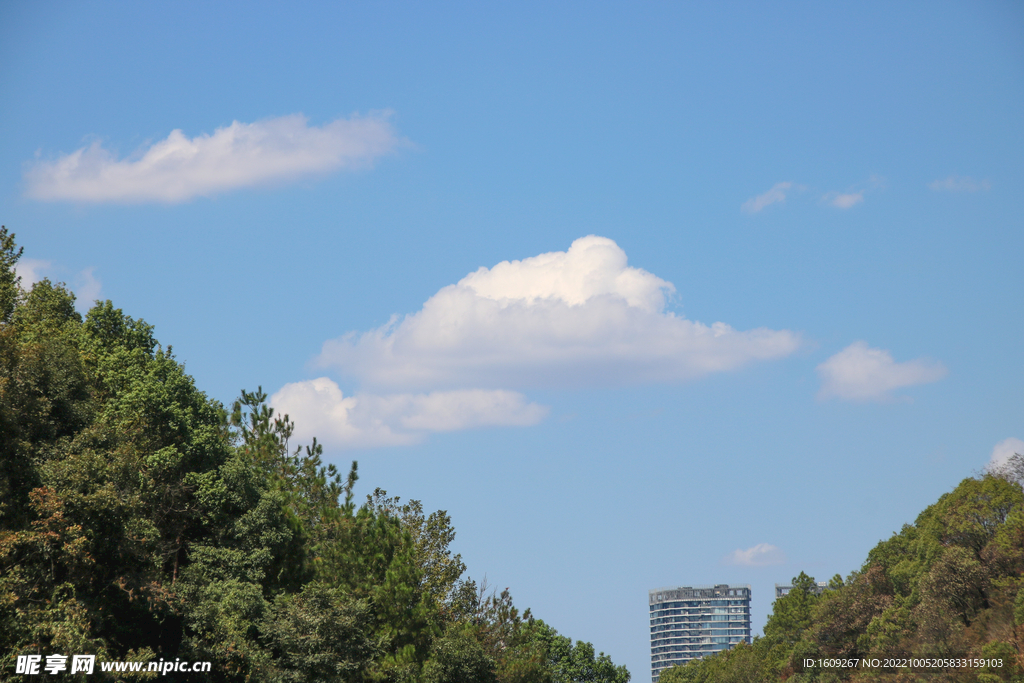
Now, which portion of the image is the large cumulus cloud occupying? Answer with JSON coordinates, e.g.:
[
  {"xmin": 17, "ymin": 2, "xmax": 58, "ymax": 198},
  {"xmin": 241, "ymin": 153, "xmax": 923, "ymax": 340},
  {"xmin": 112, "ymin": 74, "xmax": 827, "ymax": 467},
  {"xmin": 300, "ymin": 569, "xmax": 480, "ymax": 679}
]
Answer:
[{"xmin": 317, "ymin": 235, "xmax": 802, "ymax": 390}]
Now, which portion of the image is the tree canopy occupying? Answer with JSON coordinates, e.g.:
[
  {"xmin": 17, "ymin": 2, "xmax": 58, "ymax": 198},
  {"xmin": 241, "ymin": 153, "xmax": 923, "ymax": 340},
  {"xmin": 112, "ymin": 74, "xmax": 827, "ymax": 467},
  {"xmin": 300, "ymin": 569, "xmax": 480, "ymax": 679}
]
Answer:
[
  {"xmin": 659, "ymin": 466, "xmax": 1024, "ymax": 683},
  {"xmin": 0, "ymin": 227, "xmax": 629, "ymax": 683}
]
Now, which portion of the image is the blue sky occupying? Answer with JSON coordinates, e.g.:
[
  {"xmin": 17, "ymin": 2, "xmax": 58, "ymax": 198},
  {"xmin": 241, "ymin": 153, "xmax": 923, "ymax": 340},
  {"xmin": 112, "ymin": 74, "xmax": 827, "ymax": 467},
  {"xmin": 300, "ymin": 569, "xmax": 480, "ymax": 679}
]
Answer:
[{"xmin": 2, "ymin": 0, "xmax": 1022, "ymax": 676}]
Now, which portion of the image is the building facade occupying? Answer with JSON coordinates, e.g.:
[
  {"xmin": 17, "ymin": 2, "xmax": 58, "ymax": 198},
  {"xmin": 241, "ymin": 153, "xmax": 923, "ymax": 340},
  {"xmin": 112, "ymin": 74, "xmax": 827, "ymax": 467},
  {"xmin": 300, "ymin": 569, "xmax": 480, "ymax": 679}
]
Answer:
[
  {"xmin": 648, "ymin": 584, "xmax": 751, "ymax": 682},
  {"xmin": 774, "ymin": 581, "xmax": 827, "ymax": 599}
]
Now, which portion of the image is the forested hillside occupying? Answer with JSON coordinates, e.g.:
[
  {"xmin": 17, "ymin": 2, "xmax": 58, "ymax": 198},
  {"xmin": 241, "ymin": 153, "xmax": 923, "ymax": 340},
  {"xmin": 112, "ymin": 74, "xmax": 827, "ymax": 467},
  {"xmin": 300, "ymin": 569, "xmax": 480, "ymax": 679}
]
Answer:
[
  {"xmin": 661, "ymin": 463, "xmax": 1024, "ymax": 682},
  {"xmin": 0, "ymin": 227, "xmax": 629, "ymax": 682}
]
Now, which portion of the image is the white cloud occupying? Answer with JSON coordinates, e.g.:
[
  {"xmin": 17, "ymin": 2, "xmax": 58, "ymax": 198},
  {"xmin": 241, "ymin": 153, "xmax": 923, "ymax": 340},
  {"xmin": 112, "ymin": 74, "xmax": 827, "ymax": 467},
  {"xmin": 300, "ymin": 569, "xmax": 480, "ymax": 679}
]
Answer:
[
  {"xmin": 24, "ymin": 112, "xmax": 400, "ymax": 203},
  {"xmin": 742, "ymin": 182, "xmax": 793, "ymax": 214},
  {"xmin": 13, "ymin": 258, "xmax": 51, "ymax": 287},
  {"xmin": 929, "ymin": 175, "xmax": 990, "ymax": 193},
  {"xmin": 75, "ymin": 267, "xmax": 102, "ymax": 305},
  {"xmin": 723, "ymin": 543, "xmax": 786, "ymax": 567},
  {"xmin": 14, "ymin": 259, "xmax": 101, "ymax": 309},
  {"xmin": 316, "ymin": 236, "xmax": 802, "ymax": 390},
  {"xmin": 989, "ymin": 437, "xmax": 1024, "ymax": 469},
  {"xmin": 270, "ymin": 378, "xmax": 548, "ymax": 449},
  {"xmin": 816, "ymin": 341, "xmax": 946, "ymax": 401},
  {"xmin": 823, "ymin": 191, "xmax": 864, "ymax": 209},
  {"xmin": 821, "ymin": 176, "xmax": 882, "ymax": 209}
]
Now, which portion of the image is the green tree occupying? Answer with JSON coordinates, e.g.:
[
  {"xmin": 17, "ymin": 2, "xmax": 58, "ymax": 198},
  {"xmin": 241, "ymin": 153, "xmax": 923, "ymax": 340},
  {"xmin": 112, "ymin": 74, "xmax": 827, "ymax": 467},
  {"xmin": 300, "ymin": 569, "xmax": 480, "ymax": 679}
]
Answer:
[
  {"xmin": 659, "ymin": 641, "xmax": 764, "ymax": 683},
  {"xmin": 764, "ymin": 573, "xmax": 821, "ymax": 647},
  {"xmin": 422, "ymin": 624, "xmax": 497, "ymax": 683},
  {"xmin": 0, "ymin": 231, "xmax": 631, "ymax": 683},
  {"xmin": 0, "ymin": 226, "xmax": 22, "ymax": 323},
  {"xmin": 545, "ymin": 625, "xmax": 630, "ymax": 683},
  {"xmin": 263, "ymin": 581, "xmax": 375, "ymax": 682}
]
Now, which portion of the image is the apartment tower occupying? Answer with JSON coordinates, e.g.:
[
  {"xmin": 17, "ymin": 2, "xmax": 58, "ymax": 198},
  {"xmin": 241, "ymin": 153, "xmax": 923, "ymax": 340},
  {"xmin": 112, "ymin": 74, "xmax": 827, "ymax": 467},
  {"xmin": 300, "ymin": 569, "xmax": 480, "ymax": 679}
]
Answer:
[{"xmin": 648, "ymin": 584, "xmax": 751, "ymax": 682}]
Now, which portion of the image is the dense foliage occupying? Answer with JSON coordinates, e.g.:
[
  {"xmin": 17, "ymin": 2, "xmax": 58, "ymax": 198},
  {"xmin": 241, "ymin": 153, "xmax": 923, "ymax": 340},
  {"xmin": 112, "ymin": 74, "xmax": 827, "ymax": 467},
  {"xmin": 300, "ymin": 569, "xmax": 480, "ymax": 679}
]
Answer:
[
  {"xmin": 0, "ymin": 228, "xmax": 629, "ymax": 683},
  {"xmin": 661, "ymin": 463, "xmax": 1024, "ymax": 683}
]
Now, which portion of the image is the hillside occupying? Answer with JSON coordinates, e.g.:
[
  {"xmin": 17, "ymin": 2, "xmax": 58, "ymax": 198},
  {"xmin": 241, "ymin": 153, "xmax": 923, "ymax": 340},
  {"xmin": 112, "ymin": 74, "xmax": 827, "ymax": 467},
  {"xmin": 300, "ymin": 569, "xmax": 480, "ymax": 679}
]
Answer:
[
  {"xmin": 661, "ymin": 463, "xmax": 1024, "ymax": 683},
  {"xmin": 0, "ymin": 228, "xmax": 629, "ymax": 683}
]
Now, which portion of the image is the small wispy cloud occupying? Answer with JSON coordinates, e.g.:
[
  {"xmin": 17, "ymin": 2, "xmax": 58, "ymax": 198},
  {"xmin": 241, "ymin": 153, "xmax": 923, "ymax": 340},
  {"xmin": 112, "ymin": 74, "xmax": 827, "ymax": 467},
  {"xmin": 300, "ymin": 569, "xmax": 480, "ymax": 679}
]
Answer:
[
  {"xmin": 24, "ymin": 112, "xmax": 401, "ymax": 203},
  {"xmin": 13, "ymin": 258, "xmax": 52, "ymax": 287},
  {"xmin": 929, "ymin": 175, "xmax": 990, "ymax": 193},
  {"xmin": 13, "ymin": 258, "xmax": 101, "ymax": 310},
  {"xmin": 742, "ymin": 182, "xmax": 795, "ymax": 214},
  {"xmin": 271, "ymin": 378, "xmax": 548, "ymax": 450},
  {"xmin": 821, "ymin": 175, "xmax": 883, "ymax": 209},
  {"xmin": 989, "ymin": 437, "xmax": 1024, "ymax": 469},
  {"xmin": 823, "ymin": 191, "xmax": 864, "ymax": 209},
  {"xmin": 723, "ymin": 543, "xmax": 786, "ymax": 567},
  {"xmin": 75, "ymin": 267, "xmax": 102, "ymax": 305},
  {"xmin": 816, "ymin": 341, "xmax": 946, "ymax": 401}
]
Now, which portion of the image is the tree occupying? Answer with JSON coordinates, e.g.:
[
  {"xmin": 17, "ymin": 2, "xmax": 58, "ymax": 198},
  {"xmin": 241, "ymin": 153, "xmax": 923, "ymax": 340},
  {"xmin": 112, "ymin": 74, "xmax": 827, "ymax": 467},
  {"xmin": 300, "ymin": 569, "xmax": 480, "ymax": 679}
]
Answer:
[
  {"xmin": 422, "ymin": 625, "xmax": 497, "ymax": 683},
  {"xmin": 659, "ymin": 642, "xmax": 764, "ymax": 683},
  {"xmin": 0, "ymin": 231, "xmax": 632, "ymax": 683},
  {"xmin": 263, "ymin": 582, "xmax": 375, "ymax": 682},
  {"xmin": 0, "ymin": 226, "xmax": 22, "ymax": 323},
  {"xmin": 545, "ymin": 626, "xmax": 630, "ymax": 683},
  {"xmin": 764, "ymin": 573, "xmax": 821, "ymax": 647}
]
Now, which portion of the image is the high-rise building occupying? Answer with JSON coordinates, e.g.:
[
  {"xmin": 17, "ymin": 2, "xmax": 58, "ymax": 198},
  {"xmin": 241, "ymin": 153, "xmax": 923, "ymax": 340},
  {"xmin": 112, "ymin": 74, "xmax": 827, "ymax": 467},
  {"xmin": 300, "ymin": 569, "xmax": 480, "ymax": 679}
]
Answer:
[
  {"xmin": 775, "ymin": 581, "xmax": 827, "ymax": 598},
  {"xmin": 648, "ymin": 584, "xmax": 752, "ymax": 682}
]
